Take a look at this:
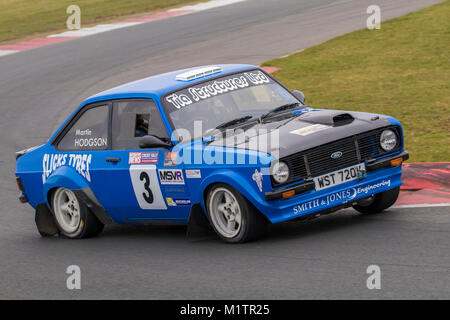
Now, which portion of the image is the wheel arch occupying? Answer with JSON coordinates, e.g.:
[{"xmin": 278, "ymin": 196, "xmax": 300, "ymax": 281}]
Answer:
[
  {"xmin": 42, "ymin": 166, "xmax": 113, "ymax": 225},
  {"xmin": 42, "ymin": 166, "xmax": 88, "ymax": 208},
  {"xmin": 198, "ymin": 170, "xmax": 269, "ymax": 221}
]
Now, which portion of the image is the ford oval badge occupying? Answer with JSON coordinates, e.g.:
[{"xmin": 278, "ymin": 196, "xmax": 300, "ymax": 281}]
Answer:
[{"xmin": 331, "ymin": 151, "xmax": 343, "ymax": 159}]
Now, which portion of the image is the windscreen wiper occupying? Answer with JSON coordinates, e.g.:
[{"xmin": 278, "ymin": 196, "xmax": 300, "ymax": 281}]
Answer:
[
  {"xmin": 202, "ymin": 115, "xmax": 253, "ymax": 144},
  {"xmin": 259, "ymin": 103, "xmax": 302, "ymax": 121},
  {"xmin": 214, "ymin": 115, "xmax": 253, "ymax": 130}
]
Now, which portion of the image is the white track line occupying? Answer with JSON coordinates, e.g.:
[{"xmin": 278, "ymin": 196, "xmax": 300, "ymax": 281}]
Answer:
[
  {"xmin": 0, "ymin": 0, "xmax": 250, "ymax": 58},
  {"xmin": 170, "ymin": 0, "xmax": 248, "ymax": 12},
  {"xmin": 0, "ymin": 50, "xmax": 19, "ymax": 56},
  {"xmin": 394, "ymin": 203, "xmax": 450, "ymax": 209},
  {"xmin": 47, "ymin": 22, "xmax": 141, "ymax": 38},
  {"xmin": 48, "ymin": 0, "xmax": 249, "ymax": 38}
]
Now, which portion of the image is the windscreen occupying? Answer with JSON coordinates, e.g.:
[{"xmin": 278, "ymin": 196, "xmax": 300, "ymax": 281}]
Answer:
[{"xmin": 162, "ymin": 70, "xmax": 301, "ymax": 142}]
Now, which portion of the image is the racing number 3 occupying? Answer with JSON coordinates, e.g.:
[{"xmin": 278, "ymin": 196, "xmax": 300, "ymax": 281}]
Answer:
[
  {"xmin": 139, "ymin": 172, "xmax": 154, "ymax": 204},
  {"xmin": 129, "ymin": 165, "xmax": 167, "ymax": 210}
]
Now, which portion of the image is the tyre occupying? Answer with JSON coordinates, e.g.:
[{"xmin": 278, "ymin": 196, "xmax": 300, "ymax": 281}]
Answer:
[
  {"xmin": 52, "ymin": 187, "xmax": 104, "ymax": 238},
  {"xmin": 352, "ymin": 187, "xmax": 400, "ymax": 214},
  {"xmin": 206, "ymin": 183, "xmax": 267, "ymax": 243}
]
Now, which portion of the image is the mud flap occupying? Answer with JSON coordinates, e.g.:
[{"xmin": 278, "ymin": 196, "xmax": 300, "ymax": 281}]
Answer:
[
  {"xmin": 186, "ymin": 204, "xmax": 215, "ymax": 240},
  {"xmin": 35, "ymin": 203, "xmax": 58, "ymax": 237},
  {"xmin": 73, "ymin": 188, "xmax": 113, "ymax": 225}
]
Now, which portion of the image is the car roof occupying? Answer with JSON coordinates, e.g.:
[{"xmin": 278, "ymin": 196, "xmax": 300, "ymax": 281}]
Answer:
[
  {"xmin": 48, "ymin": 64, "xmax": 260, "ymax": 143},
  {"xmin": 86, "ymin": 64, "xmax": 258, "ymax": 103}
]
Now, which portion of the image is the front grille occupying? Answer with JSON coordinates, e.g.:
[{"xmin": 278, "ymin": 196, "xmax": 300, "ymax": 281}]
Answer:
[{"xmin": 281, "ymin": 126, "xmax": 401, "ymax": 185}]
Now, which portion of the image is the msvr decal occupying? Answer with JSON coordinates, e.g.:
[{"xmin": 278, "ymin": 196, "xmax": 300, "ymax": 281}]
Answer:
[{"xmin": 158, "ymin": 169, "xmax": 185, "ymax": 185}]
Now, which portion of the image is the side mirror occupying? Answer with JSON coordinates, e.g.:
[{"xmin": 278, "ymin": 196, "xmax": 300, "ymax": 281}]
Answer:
[
  {"xmin": 139, "ymin": 135, "xmax": 172, "ymax": 149},
  {"xmin": 292, "ymin": 90, "xmax": 306, "ymax": 104}
]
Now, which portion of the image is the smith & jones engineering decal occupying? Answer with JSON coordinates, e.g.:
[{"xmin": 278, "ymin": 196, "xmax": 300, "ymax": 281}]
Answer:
[
  {"xmin": 164, "ymin": 71, "xmax": 272, "ymax": 110},
  {"xmin": 42, "ymin": 153, "xmax": 92, "ymax": 183},
  {"xmin": 293, "ymin": 179, "xmax": 392, "ymax": 215}
]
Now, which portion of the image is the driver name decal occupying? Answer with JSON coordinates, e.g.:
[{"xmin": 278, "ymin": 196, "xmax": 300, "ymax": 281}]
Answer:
[{"xmin": 74, "ymin": 137, "xmax": 107, "ymax": 148}]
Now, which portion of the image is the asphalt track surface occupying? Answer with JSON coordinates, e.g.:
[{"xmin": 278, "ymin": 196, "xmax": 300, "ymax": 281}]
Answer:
[{"xmin": 0, "ymin": 0, "xmax": 448, "ymax": 299}]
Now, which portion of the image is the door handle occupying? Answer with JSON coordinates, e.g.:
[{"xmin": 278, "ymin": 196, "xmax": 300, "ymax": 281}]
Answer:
[{"xmin": 106, "ymin": 157, "xmax": 121, "ymax": 163}]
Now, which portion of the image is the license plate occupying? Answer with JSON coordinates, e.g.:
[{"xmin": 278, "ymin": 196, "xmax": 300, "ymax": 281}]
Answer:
[{"xmin": 313, "ymin": 163, "xmax": 366, "ymax": 191}]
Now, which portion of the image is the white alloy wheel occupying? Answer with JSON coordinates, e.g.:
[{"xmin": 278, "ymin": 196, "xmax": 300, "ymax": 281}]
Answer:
[
  {"xmin": 208, "ymin": 187, "xmax": 243, "ymax": 238},
  {"xmin": 52, "ymin": 188, "xmax": 81, "ymax": 234}
]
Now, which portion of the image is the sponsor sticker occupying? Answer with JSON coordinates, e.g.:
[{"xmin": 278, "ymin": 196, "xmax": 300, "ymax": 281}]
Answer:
[
  {"xmin": 164, "ymin": 186, "xmax": 186, "ymax": 193},
  {"xmin": 290, "ymin": 124, "xmax": 330, "ymax": 136},
  {"xmin": 158, "ymin": 169, "xmax": 185, "ymax": 185},
  {"xmin": 141, "ymin": 152, "xmax": 158, "ymax": 164},
  {"xmin": 164, "ymin": 152, "xmax": 178, "ymax": 167},
  {"xmin": 166, "ymin": 198, "xmax": 191, "ymax": 207},
  {"xmin": 293, "ymin": 179, "xmax": 392, "ymax": 215},
  {"xmin": 185, "ymin": 169, "xmax": 201, "ymax": 179},
  {"xmin": 252, "ymin": 169, "xmax": 263, "ymax": 192},
  {"xmin": 129, "ymin": 152, "xmax": 159, "ymax": 164},
  {"xmin": 129, "ymin": 152, "xmax": 142, "ymax": 164},
  {"xmin": 42, "ymin": 153, "xmax": 92, "ymax": 183},
  {"xmin": 165, "ymin": 71, "xmax": 272, "ymax": 109}
]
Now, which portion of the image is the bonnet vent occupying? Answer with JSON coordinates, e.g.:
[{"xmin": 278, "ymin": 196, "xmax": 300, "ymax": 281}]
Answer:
[{"xmin": 332, "ymin": 113, "xmax": 354, "ymax": 126}]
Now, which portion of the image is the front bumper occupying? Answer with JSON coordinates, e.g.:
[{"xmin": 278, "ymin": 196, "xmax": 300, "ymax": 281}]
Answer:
[
  {"xmin": 366, "ymin": 151, "xmax": 409, "ymax": 171},
  {"xmin": 259, "ymin": 152, "xmax": 408, "ymax": 224},
  {"xmin": 265, "ymin": 151, "xmax": 409, "ymax": 201}
]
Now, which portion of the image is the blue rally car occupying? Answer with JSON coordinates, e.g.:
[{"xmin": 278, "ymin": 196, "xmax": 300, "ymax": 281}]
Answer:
[{"xmin": 15, "ymin": 64, "xmax": 409, "ymax": 243}]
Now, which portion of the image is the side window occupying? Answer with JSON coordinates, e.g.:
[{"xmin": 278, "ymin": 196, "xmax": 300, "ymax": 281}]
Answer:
[
  {"xmin": 58, "ymin": 104, "xmax": 109, "ymax": 150},
  {"xmin": 112, "ymin": 100, "xmax": 169, "ymax": 150}
]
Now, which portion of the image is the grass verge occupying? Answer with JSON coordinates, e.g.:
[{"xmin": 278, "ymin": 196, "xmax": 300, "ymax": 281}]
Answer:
[
  {"xmin": 0, "ymin": 0, "xmax": 207, "ymax": 44},
  {"xmin": 262, "ymin": 1, "xmax": 449, "ymax": 162}
]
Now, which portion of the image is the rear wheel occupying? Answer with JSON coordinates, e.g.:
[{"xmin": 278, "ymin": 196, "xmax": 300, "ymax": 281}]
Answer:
[
  {"xmin": 206, "ymin": 184, "xmax": 267, "ymax": 243},
  {"xmin": 352, "ymin": 187, "xmax": 400, "ymax": 214},
  {"xmin": 52, "ymin": 187, "xmax": 104, "ymax": 238}
]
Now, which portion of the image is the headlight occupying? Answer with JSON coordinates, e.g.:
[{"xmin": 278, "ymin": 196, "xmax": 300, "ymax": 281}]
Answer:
[
  {"xmin": 380, "ymin": 129, "xmax": 398, "ymax": 151},
  {"xmin": 271, "ymin": 161, "xmax": 290, "ymax": 184}
]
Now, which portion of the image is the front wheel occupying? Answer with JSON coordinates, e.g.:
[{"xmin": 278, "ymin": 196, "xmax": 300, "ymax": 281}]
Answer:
[
  {"xmin": 352, "ymin": 187, "xmax": 400, "ymax": 214},
  {"xmin": 52, "ymin": 187, "xmax": 104, "ymax": 238},
  {"xmin": 206, "ymin": 184, "xmax": 267, "ymax": 243}
]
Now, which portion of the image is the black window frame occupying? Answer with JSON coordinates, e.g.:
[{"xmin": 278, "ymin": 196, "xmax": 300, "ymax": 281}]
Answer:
[
  {"xmin": 52, "ymin": 98, "xmax": 169, "ymax": 151},
  {"xmin": 111, "ymin": 98, "xmax": 170, "ymax": 150},
  {"xmin": 53, "ymin": 101, "xmax": 112, "ymax": 151}
]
